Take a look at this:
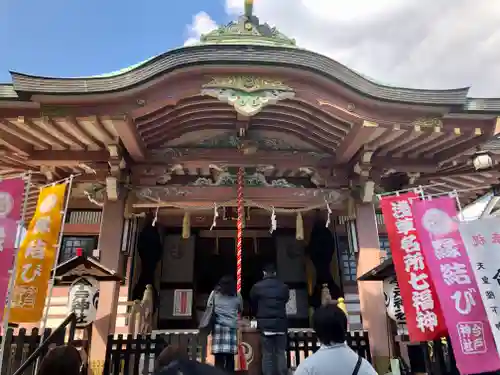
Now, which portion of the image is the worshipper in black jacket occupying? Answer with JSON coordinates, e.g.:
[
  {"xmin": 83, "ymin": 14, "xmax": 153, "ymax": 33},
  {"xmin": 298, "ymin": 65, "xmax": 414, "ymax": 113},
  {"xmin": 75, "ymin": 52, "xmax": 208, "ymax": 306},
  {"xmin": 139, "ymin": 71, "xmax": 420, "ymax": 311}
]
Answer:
[{"xmin": 250, "ymin": 263, "xmax": 289, "ymax": 375}]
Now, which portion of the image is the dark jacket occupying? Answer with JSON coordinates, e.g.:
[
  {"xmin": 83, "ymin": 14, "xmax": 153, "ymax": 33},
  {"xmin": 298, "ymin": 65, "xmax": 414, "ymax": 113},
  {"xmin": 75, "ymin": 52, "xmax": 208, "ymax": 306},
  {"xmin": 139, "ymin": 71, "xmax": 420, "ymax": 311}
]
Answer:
[
  {"xmin": 250, "ymin": 275, "xmax": 290, "ymax": 333},
  {"xmin": 154, "ymin": 359, "xmax": 226, "ymax": 375}
]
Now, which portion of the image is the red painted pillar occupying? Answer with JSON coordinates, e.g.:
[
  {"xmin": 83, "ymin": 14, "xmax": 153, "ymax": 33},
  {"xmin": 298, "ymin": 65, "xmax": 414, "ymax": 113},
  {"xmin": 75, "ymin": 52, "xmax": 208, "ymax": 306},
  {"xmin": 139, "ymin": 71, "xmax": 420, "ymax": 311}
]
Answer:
[
  {"xmin": 355, "ymin": 203, "xmax": 391, "ymax": 374},
  {"xmin": 89, "ymin": 193, "xmax": 126, "ymax": 369}
]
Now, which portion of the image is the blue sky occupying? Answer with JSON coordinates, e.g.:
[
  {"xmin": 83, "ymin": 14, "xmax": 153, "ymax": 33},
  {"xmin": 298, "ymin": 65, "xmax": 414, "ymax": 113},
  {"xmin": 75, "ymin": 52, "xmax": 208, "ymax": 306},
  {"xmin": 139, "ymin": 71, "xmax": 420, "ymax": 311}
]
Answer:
[
  {"xmin": 1, "ymin": 0, "xmax": 498, "ymax": 96},
  {"xmin": 0, "ymin": 0, "xmax": 229, "ymax": 82}
]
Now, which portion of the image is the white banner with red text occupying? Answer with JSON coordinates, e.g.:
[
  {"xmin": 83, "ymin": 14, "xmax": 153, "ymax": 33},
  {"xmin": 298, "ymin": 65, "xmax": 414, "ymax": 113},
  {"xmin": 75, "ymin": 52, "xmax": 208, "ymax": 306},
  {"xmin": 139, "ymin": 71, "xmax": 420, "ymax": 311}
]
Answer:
[{"xmin": 459, "ymin": 216, "xmax": 500, "ymax": 358}]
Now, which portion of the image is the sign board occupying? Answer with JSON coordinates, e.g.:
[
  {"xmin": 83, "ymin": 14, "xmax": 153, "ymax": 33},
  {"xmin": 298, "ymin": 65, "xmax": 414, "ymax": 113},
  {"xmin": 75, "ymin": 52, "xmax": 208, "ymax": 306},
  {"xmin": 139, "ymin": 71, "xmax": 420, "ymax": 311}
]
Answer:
[
  {"xmin": 286, "ymin": 289, "xmax": 297, "ymax": 315},
  {"xmin": 383, "ymin": 277, "xmax": 406, "ymax": 324},
  {"xmin": 173, "ymin": 289, "xmax": 193, "ymax": 317},
  {"xmin": 68, "ymin": 276, "xmax": 99, "ymax": 327}
]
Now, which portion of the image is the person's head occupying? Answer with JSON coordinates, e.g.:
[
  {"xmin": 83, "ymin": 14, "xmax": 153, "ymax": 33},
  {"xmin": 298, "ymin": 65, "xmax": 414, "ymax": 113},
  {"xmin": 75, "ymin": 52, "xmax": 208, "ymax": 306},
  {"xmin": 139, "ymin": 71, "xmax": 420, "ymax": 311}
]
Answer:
[
  {"xmin": 154, "ymin": 345, "xmax": 188, "ymax": 371},
  {"xmin": 37, "ymin": 345, "xmax": 83, "ymax": 375},
  {"xmin": 216, "ymin": 275, "xmax": 236, "ymax": 296},
  {"xmin": 262, "ymin": 263, "xmax": 276, "ymax": 278},
  {"xmin": 313, "ymin": 304, "xmax": 348, "ymax": 345}
]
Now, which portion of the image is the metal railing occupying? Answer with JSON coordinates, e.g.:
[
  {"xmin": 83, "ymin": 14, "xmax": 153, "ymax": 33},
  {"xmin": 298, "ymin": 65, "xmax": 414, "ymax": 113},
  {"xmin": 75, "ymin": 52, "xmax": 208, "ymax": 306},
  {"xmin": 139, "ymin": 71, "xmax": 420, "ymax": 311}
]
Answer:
[{"xmin": 12, "ymin": 313, "xmax": 77, "ymax": 375}]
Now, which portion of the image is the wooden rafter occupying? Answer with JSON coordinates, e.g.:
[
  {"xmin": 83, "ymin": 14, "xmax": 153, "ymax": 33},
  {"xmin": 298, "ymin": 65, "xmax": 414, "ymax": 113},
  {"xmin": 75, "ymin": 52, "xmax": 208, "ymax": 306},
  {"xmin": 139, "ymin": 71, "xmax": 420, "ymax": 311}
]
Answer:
[{"xmin": 28, "ymin": 150, "xmax": 110, "ymax": 165}]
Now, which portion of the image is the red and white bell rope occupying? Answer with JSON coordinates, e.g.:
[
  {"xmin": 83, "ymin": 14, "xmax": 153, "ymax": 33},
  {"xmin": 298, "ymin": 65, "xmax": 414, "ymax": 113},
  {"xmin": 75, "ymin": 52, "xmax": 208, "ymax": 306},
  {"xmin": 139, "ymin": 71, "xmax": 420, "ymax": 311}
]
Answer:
[
  {"xmin": 235, "ymin": 167, "xmax": 247, "ymax": 371},
  {"xmin": 236, "ymin": 167, "xmax": 244, "ymax": 294}
]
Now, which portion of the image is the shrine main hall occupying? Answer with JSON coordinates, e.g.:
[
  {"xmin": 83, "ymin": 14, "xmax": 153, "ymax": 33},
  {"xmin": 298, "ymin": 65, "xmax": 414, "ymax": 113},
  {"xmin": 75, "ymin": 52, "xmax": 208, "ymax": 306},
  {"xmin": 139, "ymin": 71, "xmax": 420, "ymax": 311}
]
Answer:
[{"xmin": 1, "ymin": 4, "xmax": 500, "ymax": 373}]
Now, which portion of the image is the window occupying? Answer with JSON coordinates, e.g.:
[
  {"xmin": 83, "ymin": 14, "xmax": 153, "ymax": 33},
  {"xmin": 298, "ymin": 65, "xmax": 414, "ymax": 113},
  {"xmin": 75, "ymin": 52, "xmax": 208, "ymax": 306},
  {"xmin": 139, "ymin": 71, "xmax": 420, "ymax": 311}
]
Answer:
[
  {"xmin": 379, "ymin": 235, "xmax": 391, "ymax": 259},
  {"xmin": 339, "ymin": 234, "xmax": 392, "ymax": 281},
  {"xmin": 338, "ymin": 235, "xmax": 357, "ymax": 282},
  {"xmin": 59, "ymin": 236, "xmax": 98, "ymax": 264}
]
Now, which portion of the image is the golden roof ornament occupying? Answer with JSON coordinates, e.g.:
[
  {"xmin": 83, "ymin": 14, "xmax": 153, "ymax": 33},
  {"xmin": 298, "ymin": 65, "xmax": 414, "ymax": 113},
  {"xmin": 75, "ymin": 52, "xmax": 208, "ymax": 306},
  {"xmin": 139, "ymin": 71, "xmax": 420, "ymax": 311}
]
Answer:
[{"xmin": 244, "ymin": 0, "xmax": 253, "ymax": 17}]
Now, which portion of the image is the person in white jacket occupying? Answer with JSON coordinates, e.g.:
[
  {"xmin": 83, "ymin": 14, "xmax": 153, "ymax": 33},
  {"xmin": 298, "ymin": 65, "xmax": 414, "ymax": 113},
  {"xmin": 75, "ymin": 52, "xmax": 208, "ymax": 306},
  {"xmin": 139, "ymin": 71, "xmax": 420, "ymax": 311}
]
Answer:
[{"xmin": 294, "ymin": 305, "xmax": 377, "ymax": 375}]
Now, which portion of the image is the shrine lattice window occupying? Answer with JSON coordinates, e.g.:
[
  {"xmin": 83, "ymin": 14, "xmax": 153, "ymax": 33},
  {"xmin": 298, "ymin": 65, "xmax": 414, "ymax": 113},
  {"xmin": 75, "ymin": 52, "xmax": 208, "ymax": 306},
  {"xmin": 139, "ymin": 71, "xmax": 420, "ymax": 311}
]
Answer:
[
  {"xmin": 338, "ymin": 235, "xmax": 357, "ymax": 282},
  {"xmin": 59, "ymin": 236, "xmax": 98, "ymax": 264},
  {"xmin": 379, "ymin": 235, "xmax": 391, "ymax": 259},
  {"xmin": 339, "ymin": 234, "xmax": 391, "ymax": 281}
]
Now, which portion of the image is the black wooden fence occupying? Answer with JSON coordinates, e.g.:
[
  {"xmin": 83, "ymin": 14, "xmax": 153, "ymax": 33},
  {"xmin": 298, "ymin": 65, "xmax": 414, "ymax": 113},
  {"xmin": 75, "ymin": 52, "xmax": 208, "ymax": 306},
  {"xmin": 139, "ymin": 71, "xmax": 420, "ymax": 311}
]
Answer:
[
  {"xmin": 405, "ymin": 338, "xmax": 459, "ymax": 375},
  {"xmin": 103, "ymin": 330, "xmax": 371, "ymax": 375},
  {"xmin": 0, "ymin": 327, "xmax": 88, "ymax": 375},
  {"xmin": 287, "ymin": 330, "xmax": 371, "ymax": 368}
]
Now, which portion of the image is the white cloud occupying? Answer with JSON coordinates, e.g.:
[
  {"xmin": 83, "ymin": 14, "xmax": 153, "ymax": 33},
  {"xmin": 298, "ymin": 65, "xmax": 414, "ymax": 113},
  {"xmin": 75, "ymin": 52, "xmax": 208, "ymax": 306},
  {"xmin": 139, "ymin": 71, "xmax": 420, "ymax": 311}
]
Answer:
[
  {"xmin": 225, "ymin": 0, "xmax": 243, "ymax": 15},
  {"xmin": 184, "ymin": 11, "xmax": 218, "ymax": 46},
  {"xmin": 185, "ymin": 0, "xmax": 500, "ymax": 97}
]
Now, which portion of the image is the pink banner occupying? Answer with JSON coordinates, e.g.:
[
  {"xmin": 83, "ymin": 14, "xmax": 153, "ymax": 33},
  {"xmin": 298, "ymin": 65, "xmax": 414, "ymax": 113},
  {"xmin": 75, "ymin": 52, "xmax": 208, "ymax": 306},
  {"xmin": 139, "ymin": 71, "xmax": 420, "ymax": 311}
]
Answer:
[
  {"xmin": 413, "ymin": 196, "xmax": 500, "ymax": 374},
  {"xmin": 0, "ymin": 178, "xmax": 25, "ymax": 323}
]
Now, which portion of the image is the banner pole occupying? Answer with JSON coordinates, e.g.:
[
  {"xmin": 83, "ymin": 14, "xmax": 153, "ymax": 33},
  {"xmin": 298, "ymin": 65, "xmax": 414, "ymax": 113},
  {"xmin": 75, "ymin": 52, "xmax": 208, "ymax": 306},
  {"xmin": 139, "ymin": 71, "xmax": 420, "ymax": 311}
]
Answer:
[
  {"xmin": 426, "ymin": 185, "xmax": 491, "ymax": 198},
  {"xmin": 34, "ymin": 175, "xmax": 74, "ymax": 373},
  {"xmin": 376, "ymin": 182, "xmax": 446, "ymax": 198},
  {"xmin": 39, "ymin": 174, "xmax": 80, "ymax": 190},
  {"xmin": 0, "ymin": 171, "xmax": 32, "ymax": 373},
  {"xmin": 0, "ymin": 172, "xmax": 31, "ymax": 182},
  {"xmin": 449, "ymin": 190, "xmax": 465, "ymax": 222}
]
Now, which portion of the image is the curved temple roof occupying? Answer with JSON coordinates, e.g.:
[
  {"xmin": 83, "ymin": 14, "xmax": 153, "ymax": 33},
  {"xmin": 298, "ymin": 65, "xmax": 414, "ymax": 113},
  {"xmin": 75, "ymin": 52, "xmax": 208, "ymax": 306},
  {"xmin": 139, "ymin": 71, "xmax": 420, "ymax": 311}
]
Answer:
[
  {"xmin": 6, "ymin": 45, "xmax": 472, "ymax": 106},
  {"xmin": 2, "ymin": 10, "xmax": 500, "ymax": 111}
]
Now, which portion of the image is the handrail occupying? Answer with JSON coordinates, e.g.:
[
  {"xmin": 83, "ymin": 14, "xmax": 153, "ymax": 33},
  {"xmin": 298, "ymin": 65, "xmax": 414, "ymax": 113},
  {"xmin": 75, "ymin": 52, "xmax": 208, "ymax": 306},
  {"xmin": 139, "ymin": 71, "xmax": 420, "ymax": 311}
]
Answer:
[{"xmin": 12, "ymin": 312, "xmax": 77, "ymax": 375}]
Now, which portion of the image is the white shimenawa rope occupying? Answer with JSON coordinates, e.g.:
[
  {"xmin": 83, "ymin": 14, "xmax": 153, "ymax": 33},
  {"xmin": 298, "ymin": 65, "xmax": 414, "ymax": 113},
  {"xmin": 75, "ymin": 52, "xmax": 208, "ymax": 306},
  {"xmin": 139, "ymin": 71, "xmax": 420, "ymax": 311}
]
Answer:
[
  {"xmin": 84, "ymin": 191, "xmax": 104, "ymax": 207},
  {"xmin": 152, "ymin": 206, "xmax": 159, "ymax": 226},
  {"xmin": 210, "ymin": 203, "xmax": 219, "ymax": 230},
  {"xmin": 325, "ymin": 198, "xmax": 332, "ymax": 227}
]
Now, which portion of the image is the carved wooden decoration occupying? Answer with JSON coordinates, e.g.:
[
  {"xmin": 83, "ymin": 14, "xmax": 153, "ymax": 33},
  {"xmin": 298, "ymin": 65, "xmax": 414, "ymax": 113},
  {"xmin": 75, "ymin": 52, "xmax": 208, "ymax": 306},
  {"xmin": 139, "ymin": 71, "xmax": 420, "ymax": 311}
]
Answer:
[{"xmin": 201, "ymin": 76, "xmax": 295, "ymax": 116}]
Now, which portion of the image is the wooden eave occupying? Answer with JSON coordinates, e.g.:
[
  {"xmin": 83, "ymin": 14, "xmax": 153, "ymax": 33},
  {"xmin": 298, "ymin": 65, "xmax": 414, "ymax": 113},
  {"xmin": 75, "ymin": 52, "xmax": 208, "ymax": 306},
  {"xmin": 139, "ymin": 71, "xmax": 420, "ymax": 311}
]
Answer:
[
  {"xmin": 0, "ymin": 113, "xmax": 121, "ymax": 221},
  {"xmin": 0, "ymin": 84, "xmax": 19, "ymax": 99},
  {"xmin": 0, "ymin": 114, "xmax": 119, "ymax": 175},
  {"xmin": 358, "ymin": 258, "xmax": 395, "ymax": 281},
  {"xmin": 130, "ymin": 85, "xmax": 498, "ymax": 199},
  {"xmin": 52, "ymin": 254, "xmax": 122, "ymax": 285}
]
